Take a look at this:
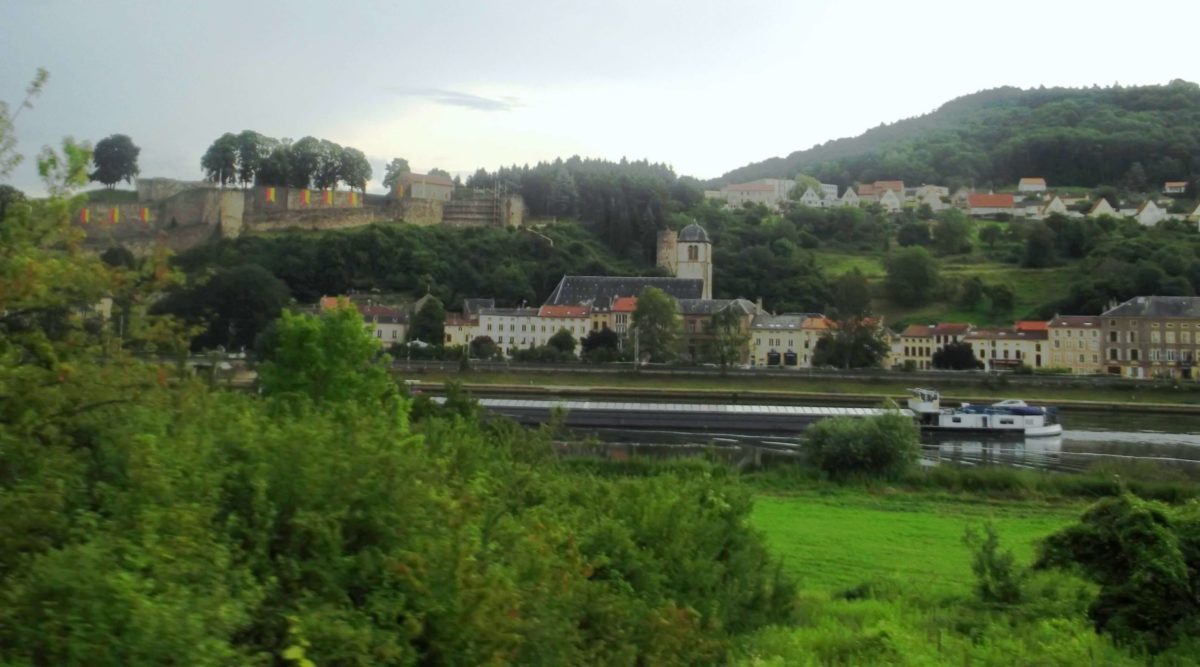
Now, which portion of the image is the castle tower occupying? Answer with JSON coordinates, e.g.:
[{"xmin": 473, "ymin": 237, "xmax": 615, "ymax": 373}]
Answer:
[{"xmin": 674, "ymin": 223, "xmax": 712, "ymax": 299}]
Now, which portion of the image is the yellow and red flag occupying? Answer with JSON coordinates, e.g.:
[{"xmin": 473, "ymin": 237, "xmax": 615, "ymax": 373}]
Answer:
[
  {"xmin": 79, "ymin": 208, "xmax": 90, "ymax": 224},
  {"xmin": 322, "ymin": 190, "xmax": 333, "ymax": 205},
  {"xmin": 109, "ymin": 208, "xmax": 120, "ymax": 224},
  {"xmin": 300, "ymin": 189, "xmax": 311, "ymax": 206},
  {"xmin": 139, "ymin": 207, "xmax": 150, "ymax": 223},
  {"xmin": 349, "ymin": 192, "xmax": 358, "ymax": 206},
  {"xmin": 265, "ymin": 187, "xmax": 276, "ymax": 203}
]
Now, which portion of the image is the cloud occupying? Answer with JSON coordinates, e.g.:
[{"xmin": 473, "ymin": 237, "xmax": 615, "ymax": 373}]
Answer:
[{"xmin": 387, "ymin": 87, "xmax": 522, "ymax": 111}]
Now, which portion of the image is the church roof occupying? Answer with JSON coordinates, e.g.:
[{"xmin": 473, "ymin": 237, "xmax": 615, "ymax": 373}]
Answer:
[
  {"xmin": 544, "ymin": 275, "xmax": 703, "ymax": 308},
  {"xmin": 678, "ymin": 223, "xmax": 710, "ymax": 243}
]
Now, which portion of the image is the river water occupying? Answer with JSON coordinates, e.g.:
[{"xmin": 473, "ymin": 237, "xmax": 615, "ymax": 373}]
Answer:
[{"xmin": 571, "ymin": 408, "xmax": 1200, "ymax": 477}]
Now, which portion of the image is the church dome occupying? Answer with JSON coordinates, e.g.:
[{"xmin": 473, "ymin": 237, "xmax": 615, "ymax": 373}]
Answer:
[{"xmin": 678, "ymin": 223, "xmax": 710, "ymax": 243}]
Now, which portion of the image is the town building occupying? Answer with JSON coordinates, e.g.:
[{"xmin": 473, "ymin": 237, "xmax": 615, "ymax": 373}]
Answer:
[
  {"xmin": 1135, "ymin": 200, "xmax": 1168, "ymax": 226},
  {"xmin": 395, "ymin": 172, "xmax": 455, "ymax": 201},
  {"xmin": 655, "ymin": 223, "xmax": 714, "ymax": 299},
  {"xmin": 967, "ymin": 193, "xmax": 1015, "ymax": 217},
  {"xmin": 1164, "ymin": 181, "xmax": 1189, "ymax": 195},
  {"xmin": 878, "ymin": 189, "xmax": 903, "ymax": 213},
  {"xmin": 1037, "ymin": 195, "xmax": 1070, "ymax": 219},
  {"xmin": 678, "ymin": 298, "xmax": 762, "ymax": 362},
  {"xmin": 1101, "ymin": 296, "xmax": 1200, "ymax": 380},
  {"xmin": 1087, "ymin": 199, "xmax": 1119, "ymax": 218},
  {"xmin": 709, "ymin": 178, "xmax": 795, "ymax": 208},
  {"xmin": 964, "ymin": 328, "xmax": 1048, "ymax": 371},
  {"xmin": 1047, "ymin": 315, "xmax": 1102, "ymax": 374},
  {"xmin": 896, "ymin": 322, "xmax": 973, "ymax": 370},
  {"xmin": 796, "ymin": 187, "xmax": 823, "ymax": 208},
  {"xmin": 749, "ymin": 314, "xmax": 830, "ymax": 368},
  {"xmin": 1017, "ymin": 178, "xmax": 1047, "ymax": 194},
  {"xmin": 839, "ymin": 188, "xmax": 860, "ymax": 207}
]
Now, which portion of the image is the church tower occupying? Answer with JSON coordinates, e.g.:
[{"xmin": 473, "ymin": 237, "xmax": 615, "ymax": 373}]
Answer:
[{"xmin": 673, "ymin": 223, "xmax": 712, "ymax": 299}]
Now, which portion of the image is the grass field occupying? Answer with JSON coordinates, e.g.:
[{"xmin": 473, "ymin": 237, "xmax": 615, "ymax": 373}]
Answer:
[{"xmin": 749, "ymin": 489, "xmax": 1080, "ymax": 595}]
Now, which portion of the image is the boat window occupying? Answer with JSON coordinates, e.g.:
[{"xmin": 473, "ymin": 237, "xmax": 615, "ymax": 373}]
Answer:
[
  {"xmin": 1000, "ymin": 418, "xmax": 1014, "ymax": 424},
  {"xmin": 952, "ymin": 417, "xmax": 961, "ymax": 423}
]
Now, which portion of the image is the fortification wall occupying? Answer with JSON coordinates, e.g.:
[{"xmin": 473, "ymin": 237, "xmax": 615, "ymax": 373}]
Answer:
[
  {"xmin": 136, "ymin": 177, "xmax": 215, "ymax": 202},
  {"xmin": 396, "ymin": 198, "xmax": 442, "ymax": 226},
  {"xmin": 242, "ymin": 206, "xmax": 384, "ymax": 233}
]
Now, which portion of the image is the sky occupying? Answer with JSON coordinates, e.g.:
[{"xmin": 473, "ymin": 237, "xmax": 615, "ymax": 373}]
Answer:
[{"xmin": 3, "ymin": 0, "xmax": 1200, "ymax": 194}]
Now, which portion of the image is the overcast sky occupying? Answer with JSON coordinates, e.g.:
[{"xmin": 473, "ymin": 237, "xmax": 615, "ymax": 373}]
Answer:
[{"xmin": 3, "ymin": 0, "xmax": 1200, "ymax": 194}]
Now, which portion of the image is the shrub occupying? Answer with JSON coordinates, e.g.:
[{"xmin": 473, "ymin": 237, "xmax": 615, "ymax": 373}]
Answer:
[
  {"xmin": 963, "ymin": 522, "xmax": 1024, "ymax": 605},
  {"xmin": 804, "ymin": 411, "xmax": 920, "ymax": 481}
]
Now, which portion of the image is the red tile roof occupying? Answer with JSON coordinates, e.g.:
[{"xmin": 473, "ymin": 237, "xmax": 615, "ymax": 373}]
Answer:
[
  {"xmin": 538, "ymin": 305, "xmax": 590, "ymax": 318},
  {"xmin": 319, "ymin": 295, "xmax": 344, "ymax": 310},
  {"xmin": 874, "ymin": 180, "xmax": 905, "ymax": 192},
  {"xmin": 1019, "ymin": 178, "xmax": 1046, "ymax": 186},
  {"xmin": 611, "ymin": 296, "xmax": 638, "ymax": 312},
  {"xmin": 1014, "ymin": 320, "xmax": 1048, "ymax": 332},
  {"xmin": 968, "ymin": 193, "xmax": 1014, "ymax": 209},
  {"xmin": 1165, "ymin": 181, "xmax": 1188, "ymax": 187}
]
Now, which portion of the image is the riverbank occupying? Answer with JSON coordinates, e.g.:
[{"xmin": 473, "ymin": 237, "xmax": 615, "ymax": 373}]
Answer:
[{"xmin": 404, "ymin": 370, "xmax": 1200, "ymax": 414}]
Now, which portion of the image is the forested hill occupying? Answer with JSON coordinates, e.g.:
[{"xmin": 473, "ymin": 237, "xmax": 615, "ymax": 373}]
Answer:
[{"xmin": 715, "ymin": 80, "xmax": 1200, "ymax": 190}]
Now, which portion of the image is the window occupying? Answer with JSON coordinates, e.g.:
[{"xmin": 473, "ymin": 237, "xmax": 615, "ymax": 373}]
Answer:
[
  {"xmin": 687, "ymin": 245, "xmax": 699, "ymax": 261},
  {"xmin": 392, "ymin": 331, "xmax": 397, "ymax": 339},
  {"xmin": 1131, "ymin": 349, "xmax": 1140, "ymax": 361},
  {"xmin": 1151, "ymin": 331, "xmax": 1161, "ymax": 343},
  {"xmin": 1128, "ymin": 331, "xmax": 1137, "ymax": 344},
  {"xmin": 1109, "ymin": 331, "xmax": 1118, "ymax": 343},
  {"xmin": 375, "ymin": 330, "xmax": 381, "ymax": 338},
  {"xmin": 1167, "ymin": 332, "xmax": 1176, "ymax": 344}
]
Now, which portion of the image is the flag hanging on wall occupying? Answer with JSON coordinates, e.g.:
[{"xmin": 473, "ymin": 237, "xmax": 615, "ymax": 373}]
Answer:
[
  {"xmin": 139, "ymin": 207, "xmax": 150, "ymax": 223},
  {"xmin": 300, "ymin": 189, "xmax": 311, "ymax": 206},
  {"xmin": 322, "ymin": 190, "xmax": 333, "ymax": 205},
  {"xmin": 108, "ymin": 208, "xmax": 120, "ymax": 224},
  {"xmin": 265, "ymin": 187, "xmax": 276, "ymax": 203},
  {"xmin": 79, "ymin": 208, "xmax": 90, "ymax": 224},
  {"xmin": 349, "ymin": 192, "xmax": 358, "ymax": 207}
]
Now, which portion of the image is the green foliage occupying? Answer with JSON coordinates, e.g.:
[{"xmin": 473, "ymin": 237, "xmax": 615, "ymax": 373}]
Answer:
[
  {"xmin": 896, "ymin": 220, "xmax": 932, "ymax": 247},
  {"xmin": 828, "ymin": 269, "xmax": 871, "ymax": 319},
  {"xmin": 0, "ymin": 67, "xmax": 48, "ymax": 178},
  {"xmin": 1022, "ymin": 220, "xmax": 1059, "ymax": 268},
  {"xmin": 581, "ymin": 327, "xmax": 620, "ymax": 361},
  {"xmin": 932, "ymin": 341, "xmax": 983, "ymax": 370},
  {"xmin": 884, "ymin": 246, "xmax": 940, "ymax": 306},
  {"xmin": 88, "ymin": 133, "xmax": 140, "ymax": 188},
  {"xmin": 469, "ymin": 334, "xmax": 499, "ymax": 360},
  {"xmin": 811, "ymin": 318, "xmax": 887, "ymax": 369},
  {"xmin": 804, "ymin": 412, "xmax": 920, "ymax": 481},
  {"xmin": 718, "ymin": 80, "xmax": 1200, "ymax": 191},
  {"xmin": 152, "ymin": 263, "xmax": 291, "ymax": 351},
  {"xmin": 407, "ymin": 295, "xmax": 445, "ymax": 346},
  {"xmin": 546, "ymin": 327, "xmax": 576, "ymax": 356},
  {"xmin": 931, "ymin": 209, "xmax": 972, "ymax": 256},
  {"xmin": 200, "ymin": 132, "xmax": 238, "ymax": 186},
  {"xmin": 632, "ymin": 286, "xmax": 683, "ymax": 362},
  {"xmin": 381, "ymin": 157, "xmax": 410, "ymax": 192},
  {"xmin": 701, "ymin": 306, "xmax": 750, "ymax": 370},
  {"xmin": 1035, "ymin": 494, "xmax": 1200, "ymax": 652},
  {"xmin": 963, "ymin": 522, "xmax": 1024, "ymax": 605},
  {"xmin": 256, "ymin": 306, "xmax": 396, "ymax": 406}
]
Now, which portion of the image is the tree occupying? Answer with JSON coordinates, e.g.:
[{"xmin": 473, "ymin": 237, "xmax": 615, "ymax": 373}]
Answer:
[
  {"xmin": 829, "ymin": 269, "xmax": 872, "ymax": 319},
  {"xmin": 547, "ymin": 328, "xmax": 577, "ymax": 357},
  {"xmin": 152, "ymin": 263, "xmax": 291, "ymax": 352},
  {"xmin": 255, "ymin": 140, "xmax": 292, "ymax": 186},
  {"xmin": 338, "ymin": 146, "xmax": 372, "ymax": 193},
  {"xmin": 979, "ymin": 224, "xmax": 1002, "ymax": 249},
  {"xmin": 0, "ymin": 184, "xmax": 25, "ymax": 219},
  {"xmin": 88, "ymin": 133, "xmax": 139, "ymax": 188},
  {"xmin": 805, "ymin": 412, "xmax": 920, "ymax": 481},
  {"xmin": 987, "ymin": 284, "xmax": 1014, "ymax": 315},
  {"xmin": 408, "ymin": 296, "xmax": 446, "ymax": 346},
  {"xmin": 788, "ymin": 173, "xmax": 824, "ymax": 200},
  {"xmin": 897, "ymin": 221, "xmax": 932, "ymax": 247},
  {"xmin": 701, "ymin": 307, "xmax": 749, "ymax": 371},
  {"xmin": 311, "ymin": 139, "xmax": 343, "ymax": 190},
  {"xmin": 200, "ymin": 133, "xmax": 238, "ymax": 186},
  {"xmin": 581, "ymin": 328, "xmax": 621, "ymax": 363},
  {"xmin": 932, "ymin": 209, "xmax": 972, "ymax": 255},
  {"xmin": 469, "ymin": 335, "xmax": 499, "ymax": 360},
  {"xmin": 287, "ymin": 136, "xmax": 323, "ymax": 189},
  {"xmin": 811, "ymin": 318, "xmax": 888, "ymax": 369},
  {"xmin": 0, "ymin": 67, "xmax": 48, "ymax": 178},
  {"xmin": 1021, "ymin": 221, "xmax": 1059, "ymax": 268},
  {"xmin": 234, "ymin": 130, "xmax": 272, "ymax": 189},
  {"xmin": 958, "ymin": 276, "xmax": 987, "ymax": 308},
  {"xmin": 932, "ymin": 341, "xmax": 983, "ymax": 370},
  {"xmin": 428, "ymin": 167, "xmax": 451, "ymax": 178},
  {"xmin": 884, "ymin": 246, "xmax": 940, "ymax": 306},
  {"xmin": 632, "ymin": 286, "xmax": 682, "ymax": 362},
  {"xmin": 257, "ymin": 305, "xmax": 396, "ymax": 405},
  {"xmin": 382, "ymin": 157, "xmax": 411, "ymax": 192}
]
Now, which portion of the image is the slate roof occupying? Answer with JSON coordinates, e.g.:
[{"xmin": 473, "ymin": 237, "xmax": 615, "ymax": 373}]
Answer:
[
  {"xmin": 676, "ymin": 298, "xmax": 760, "ymax": 316},
  {"xmin": 678, "ymin": 223, "xmax": 711, "ymax": 243},
  {"xmin": 900, "ymin": 322, "xmax": 973, "ymax": 338},
  {"xmin": 463, "ymin": 298, "xmax": 495, "ymax": 315},
  {"xmin": 543, "ymin": 275, "xmax": 703, "ymax": 307},
  {"xmin": 1048, "ymin": 315, "xmax": 1100, "ymax": 329},
  {"xmin": 964, "ymin": 328, "xmax": 1047, "ymax": 341},
  {"xmin": 480, "ymin": 307, "xmax": 541, "ymax": 318},
  {"xmin": 358, "ymin": 305, "xmax": 408, "ymax": 324},
  {"xmin": 1102, "ymin": 296, "xmax": 1200, "ymax": 319},
  {"xmin": 751, "ymin": 313, "xmax": 817, "ymax": 330}
]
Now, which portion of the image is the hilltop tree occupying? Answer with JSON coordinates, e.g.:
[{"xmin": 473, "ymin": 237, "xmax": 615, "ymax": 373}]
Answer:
[
  {"xmin": 788, "ymin": 173, "xmax": 824, "ymax": 200},
  {"xmin": 829, "ymin": 269, "xmax": 872, "ymax": 319},
  {"xmin": 932, "ymin": 209, "xmax": 973, "ymax": 255},
  {"xmin": 88, "ymin": 133, "xmax": 140, "ymax": 188},
  {"xmin": 311, "ymin": 139, "xmax": 343, "ymax": 190},
  {"xmin": 884, "ymin": 246, "xmax": 940, "ymax": 306},
  {"xmin": 897, "ymin": 221, "xmax": 932, "ymax": 247},
  {"xmin": 0, "ymin": 184, "xmax": 25, "ymax": 219},
  {"xmin": 632, "ymin": 286, "xmax": 682, "ymax": 362},
  {"xmin": 338, "ymin": 146, "xmax": 372, "ymax": 193},
  {"xmin": 234, "ymin": 130, "xmax": 272, "ymax": 189},
  {"xmin": 428, "ymin": 167, "xmax": 451, "ymax": 178},
  {"xmin": 1022, "ymin": 222, "xmax": 1059, "ymax": 268},
  {"xmin": 382, "ymin": 157, "xmax": 411, "ymax": 192},
  {"xmin": 287, "ymin": 136, "xmax": 323, "ymax": 189},
  {"xmin": 200, "ymin": 132, "xmax": 238, "ymax": 186}
]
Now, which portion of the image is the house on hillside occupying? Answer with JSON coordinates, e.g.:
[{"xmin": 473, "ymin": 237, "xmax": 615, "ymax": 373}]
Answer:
[
  {"xmin": 879, "ymin": 189, "xmax": 903, "ymax": 213},
  {"xmin": 1087, "ymin": 199, "xmax": 1119, "ymax": 218},
  {"xmin": 396, "ymin": 172, "xmax": 455, "ymax": 201},
  {"xmin": 840, "ymin": 188, "xmax": 860, "ymax": 207},
  {"xmin": 967, "ymin": 193, "xmax": 1015, "ymax": 217},
  {"xmin": 1017, "ymin": 177, "xmax": 1047, "ymax": 194},
  {"xmin": 1037, "ymin": 195, "xmax": 1070, "ymax": 219},
  {"xmin": 917, "ymin": 189, "xmax": 947, "ymax": 212},
  {"xmin": 1135, "ymin": 200, "xmax": 1167, "ymax": 226},
  {"xmin": 1189, "ymin": 202, "xmax": 1200, "ymax": 226},
  {"xmin": 1164, "ymin": 181, "xmax": 1188, "ymax": 195},
  {"xmin": 875, "ymin": 180, "xmax": 905, "ymax": 199},
  {"xmin": 797, "ymin": 187, "xmax": 823, "ymax": 208},
  {"xmin": 951, "ymin": 187, "xmax": 974, "ymax": 208},
  {"xmin": 717, "ymin": 179, "xmax": 794, "ymax": 208}
]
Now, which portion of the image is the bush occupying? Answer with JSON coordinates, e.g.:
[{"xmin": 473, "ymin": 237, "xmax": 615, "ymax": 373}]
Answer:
[
  {"xmin": 804, "ymin": 411, "xmax": 920, "ymax": 481},
  {"xmin": 964, "ymin": 522, "xmax": 1024, "ymax": 605}
]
